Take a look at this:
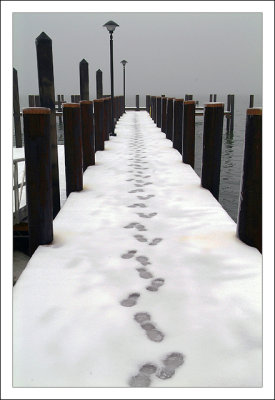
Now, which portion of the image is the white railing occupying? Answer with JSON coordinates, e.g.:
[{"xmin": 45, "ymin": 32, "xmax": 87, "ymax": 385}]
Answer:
[{"xmin": 13, "ymin": 158, "xmax": 27, "ymax": 225}]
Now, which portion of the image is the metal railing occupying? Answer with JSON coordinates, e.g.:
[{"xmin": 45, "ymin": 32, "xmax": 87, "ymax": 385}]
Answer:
[{"xmin": 13, "ymin": 158, "xmax": 27, "ymax": 225}]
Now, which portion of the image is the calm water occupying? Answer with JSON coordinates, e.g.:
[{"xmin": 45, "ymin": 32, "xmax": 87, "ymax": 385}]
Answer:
[{"xmin": 14, "ymin": 94, "xmax": 262, "ymax": 223}]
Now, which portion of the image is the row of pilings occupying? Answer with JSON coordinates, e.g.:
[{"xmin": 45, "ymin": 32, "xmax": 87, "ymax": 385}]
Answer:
[
  {"xmin": 146, "ymin": 95, "xmax": 262, "ymax": 253},
  {"xmin": 23, "ymin": 95, "xmax": 124, "ymax": 256}
]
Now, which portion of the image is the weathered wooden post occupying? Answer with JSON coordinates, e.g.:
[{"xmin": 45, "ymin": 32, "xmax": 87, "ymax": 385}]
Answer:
[
  {"xmin": 209, "ymin": 94, "xmax": 213, "ymax": 102},
  {"xmin": 201, "ymin": 102, "xmax": 224, "ymax": 200},
  {"xmin": 151, "ymin": 96, "xmax": 156, "ymax": 122},
  {"xmin": 237, "ymin": 108, "xmax": 262, "ymax": 252},
  {"xmin": 103, "ymin": 98, "xmax": 109, "ymax": 141},
  {"xmin": 71, "ymin": 95, "xmax": 75, "ymax": 102},
  {"xmin": 23, "ymin": 107, "xmax": 53, "ymax": 256},
  {"xmin": 173, "ymin": 99, "xmax": 184, "ymax": 154},
  {"xmin": 96, "ymin": 69, "xmax": 103, "ymax": 99},
  {"xmin": 13, "ymin": 68, "xmax": 22, "ymax": 148},
  {"xmin": 156, "ymin": 97, "xmax": 161, "ymax": 128},
  {"xmin": 36, "ymin": 31, "xmax": 60, "ymax": 218},
  {"xmin": 94, "ymin": 99, "xmax": 105, "ymax": 151},
  {"xmin": 161, "ymin": 97, "xmax": 167, "ymax": 134},
  {"xmin": 213, "ymin": 94, "xmax": 217, "ymax": 102},
  {"xmin": 230, "ymin": 94, "xmax": 235, "ymax": 132},
  {"xmin": 80, "ymin": 59, "xmax": 89, "ymax": 101},
  {"xmin": 136, "ymin": 95, "xmax": 140, "ymax": 111},
  {"xmin": 63, "ymin": 103, "xmax": 83, "ymax": 197},
  {"xmin": 57, "ymin": 95, "xmax": 62, "ymax": 112},
  {"xmin": 61, "ymin": 94, "xmax": 64, "ymax": 102},
  {"xmin": 226, "ymin": 94, "xmax": 231, "ymax": 132},
  {"xmin": 249, "ymin": 95, "xmax": 254, "ymax": 108},
  {"xmin": 80, "ymin": 100, "xmax": 95, "ymax": 170},
  {"xmin": 35, "ymin": 95, "xmax": 40, "ymax": 106},
  {"xmin": 182, "ymin": 100, "xmax": 195, "ymax": 168},
  {"xmin": 166, "ymin": 98, "xmax": 174, "ymax": 140},
  {"xmin": 146, "ymin": 95, "xmax": 150, "ymax": 113},
  {"xmin": 28, "ymin": 95, "xmax": 35, "ymax": 107},
  {"xmin": 105, "ymin": 97, "xmax": 111, "ymax": 140}
]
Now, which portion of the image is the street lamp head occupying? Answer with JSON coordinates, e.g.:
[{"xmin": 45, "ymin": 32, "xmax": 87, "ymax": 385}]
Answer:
[
  {"xmin": 120, "ymin": 60, "xmax": 128, "ymax": 66},
  {"xmin": 103, "ymin": 20, "xmax": 119, "ymax": 33}
]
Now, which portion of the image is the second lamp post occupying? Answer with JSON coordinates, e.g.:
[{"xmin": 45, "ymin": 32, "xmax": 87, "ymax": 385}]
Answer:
[
  {"xmin": 120, "ymin": 59, "xmax": 127, "ymax": 113},
  {"xmin": 103, "ymin": 20, "xmax": 119, "ymax": 137}
]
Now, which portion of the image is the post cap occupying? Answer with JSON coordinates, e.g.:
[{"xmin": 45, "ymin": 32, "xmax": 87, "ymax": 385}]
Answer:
[
  {"xmin": 247, "ymin": 108, "xmax": 262, "ymax": 116},
  {"xmin": 205, "ymin": 102, "xmax": 224, "ymax": 108},
  {"xmin": 23, "ymin": 107, "xmax": 51, "ymax": 114},
  {"xmin": 35, "ymin": 32, "xmax": 51, "ymax": 43},
  {"xmin": 62, "ymin": 103, "xmax": 80, "ymax": 108},
  {"xmin": 80, "ymin": 59, "xmax": 88, "ymax": 64}
]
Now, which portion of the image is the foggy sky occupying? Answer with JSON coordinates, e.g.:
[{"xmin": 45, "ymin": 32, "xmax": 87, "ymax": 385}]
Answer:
[{"xmin": 13, "ymin": 12, "xmax": 263, "ymax": 100}]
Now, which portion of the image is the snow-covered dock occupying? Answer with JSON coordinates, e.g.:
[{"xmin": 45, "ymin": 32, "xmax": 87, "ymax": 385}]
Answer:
[{"xmin": 13, "ymin": 111, "xmax": 262, "ymax": 388}]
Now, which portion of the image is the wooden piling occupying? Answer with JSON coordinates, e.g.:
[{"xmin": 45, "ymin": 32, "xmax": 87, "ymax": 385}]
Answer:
[
  {"xmin": 151, "ymin": 96, "xmax": 156, "ymax": 123},
  {"xmin": 166, "ymin": 98, "xmax": 174, "ymax": 140},
  {"xmin": 23, "ymin": 107, "xmax": 53, "ymax": 256},
  {"xmin": 226, "ymin": 94, "xmax": 231, "ymax": 131},
  {"xmin": 230, "ymin": 94, "xmax": 235, "ymax": 132},
  {"xmin": 57, "ymin": 95, "xmax": 62, "ymax": 112},
  {"xmin": 80, "ymin": 100, "xmax": 95, "ymax": 170},
  {"xmin": 63, "ymin": 103, "xmax": 83, "ymax": 197},
  {"xmin": 34, "ymin": 95, "xmax": 40, "ymax": 106},
  {"xmin": 156, "ymin": 97, "xmax": 162, "ymax": 128},
  {"xmin": 213, "ymin": 94, "xmax": 217, "ymax": 102},
  {"xmin": 136, "ymin": 95, "xmax": 140, "ymax": 111},
  {"xmin": 161, "ymin": 97, "xmax": 167, "ymax": 134},
  {"xmin": 209, "ymin": 94, "xmax": 213, "ymax": 102},
  {"xmin": 80, "ymin": 59, "xmax": 89, "ymax": 101},
  {"xmin": 146, "ymin": 95, "xmax": 150, "ymax": 113},
  {"xmin": 28, "ymin": 95, "xmax": 35, "ymax": 107},
  {"xmin": 249, "ymin": 95, "xmax": 254, "ymax": 108},
  {"xmin": 94, "ymin": 99, "xmax": 105, "ymax": 151},
  {"xmin": 182, "ymin": 100, "xmax": 195, "ymax": 168},
  {"xmin": 173, "ymin": 99, "xmax": 184, "ymax": 154},
  {"xmin": 36, "ymin": 31, "xmax": 60, "ymax": 218},
  {"xmin": 201, "ymin": 102, "xmax": 224, "ymax": 200},
  {"xmin": 103, "ymin": 98, "xmax": 109, "ymax": 141},
  {"xmin": 96, "ymin": 69, "xmax": 103, "ymax": 99},
  {"xmin": 237, "ymin": 108, "xmax": 262, "ymax": 252},
  {"xmin": 13, "ymin": 68, "xmax": 22, "ymax": 148},
  {"xmin": 105, "ymin": 97, "xmax": 111, "ymax": 140}
]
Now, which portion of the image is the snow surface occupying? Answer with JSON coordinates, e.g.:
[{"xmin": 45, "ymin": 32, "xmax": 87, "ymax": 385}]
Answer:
[{"xmin": 13, "ymin": 111, "xmax": 262, "ymax": 388}]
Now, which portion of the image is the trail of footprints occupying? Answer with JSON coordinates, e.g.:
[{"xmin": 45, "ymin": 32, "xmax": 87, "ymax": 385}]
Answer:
[{"xmin": 121, "ymin": 119, "xmax": 184, "ymax": 386}]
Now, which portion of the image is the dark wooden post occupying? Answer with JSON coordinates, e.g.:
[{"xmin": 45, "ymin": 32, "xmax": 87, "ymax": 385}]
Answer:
[
  {"xmin": 71, "ymin": 95, "xmax": 74, "ymax": 102},
  {"xmin": 80, "ymin": 59, "xmax": 89, "ymax": 101},
  {"xmin": 156, "ymin": 97, "xmax": 161, "ymax": 128},
  {"xmin": 96, "ymin": 69, "xmax": 103, "ymax": 99},
  {"xmin": 28, "ymin": 95, "xmax": 35, "ymax": 107},
  {"xmin": 161, "ymin": 97, "xmax": 167, "ymax": 134},
  {"xmin": 23, "ymin": 107, "xmax": 53, "ymax": 256},
  {"xmin": 13, "ymin": 68, "xmax": 22, "ymax": 148},
  {"xmin": 201, "ymin": 102, "xmax": 224, "ymax": 200},
  {"xmin": 103, "ymin": 98, "xmax": 109, "ymax": 141},
  {"xmin": 237, "ymin": 108, "xmax": 262, "ymax": 252},
  {"xmin": 209, "ymin": 94, "xmax": 213, "ymax": 102},
  {"xmin": 57, "ymin": 95, "xmax": 62, "ymax": 112},
  {"xmin": 226, "ymin": 94, "xmax": 231, "ymax": 131},
  {"xmin": 146, "ymin": 95, "xmax": 150, "ymax": 113},
  {"xmin": 166, "ymin": 98, "xmax": 174, "ymax": 140},
  {"xmin": 136, "ymin": 95, "xmax": 140, "ymax": 111},
  {"xmin": 61, "ymin": 94, "xmax": 64, "ymax": 102},
  {"xmin": 63, "ymin": 103, "xmax": 83, "ymax": 197},
  {"xmin": 151, "ymin": 96, "xmax": 155, "ymax": 122},
  {"xmin": 213, "ymin": 94, "xmax": 217, "ymax": 102},
  {"xmin": 182, "ymin": 100, "xmax": 195, "ymax": 168},
  {"xmin": 36, "ymin": 31, "xmax": 60, "ymax": 218},
  {"xmin": 35, "ymin": 95, "xmax": 40, "ymax": 106},
  {"xmin": 94, "ymin": 99, "xmax": 105, "ymax": 151},
  {"xmin": 80, "ymin": 100, "xmax": 95, "ymax": 171},
  {"xmin": 173, "ymin": 99, "xmax": 183, "ymax": 154},
  {"xmin": 104, "ymin": 97, "xmax": 111, "ymax": 140},
  {"xmin": 249, "ymin": 95, "xmax": 254, "ymax": 108},
  {"xmin": 230, "ymin": 94, "xmax": 235, "ymax": 132}
]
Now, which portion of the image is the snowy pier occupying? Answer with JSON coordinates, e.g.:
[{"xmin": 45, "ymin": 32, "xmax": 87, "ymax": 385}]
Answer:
[{"xmin": 13, "ymin": 111, "xmax": 262, "ymax": 388}]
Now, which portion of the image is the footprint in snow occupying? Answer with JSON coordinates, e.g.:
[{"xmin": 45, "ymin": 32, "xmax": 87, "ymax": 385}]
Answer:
[
  {"xmin": 136, "ymin": 268, "xmax": 153, "ymax": 279},
  {"xmin": 121, "ymin": 250, "xmax": 137, "ymax": 259},
  {"xmin": 137, "ymin": 212, "xmax": 157, "ymax": 218},
  {"xmin": 146, "ymin": 278, "xmax": 165, "ymax": 292},
  {"xmin": 128, "ymin": 363, "xmax": 157, "ymax": 387},
  {"xmin": 128, "ymin": 203, "xmax": 147, "ymax": 208},
  {"xmin": 137, "ymin": 194, "xmax": 155, "ymax": 200},
  {"xmin": 120, "ymin": 293, "xmax": 140, "ymax": 307},
  {"xmin": 128, "ymin": 189, "xmax": 144, "ymax": 193},
  {"xmin": 136, "ymin": 255, "xmax": 151, "ymax": 266},
  {"xmin": 134, "ymin": 312, "xmax": 165, "ymax": 343},
  {"xmin": 149, "ymin": 238, "xmax": 162, "ymax": 246},
  {"xmin": 156, "ymin": 353, "xmax": 185, "ymax": 380},
  {"xmin": 134, "ymin": 234, "xmax": 148, "ymax": 243}
]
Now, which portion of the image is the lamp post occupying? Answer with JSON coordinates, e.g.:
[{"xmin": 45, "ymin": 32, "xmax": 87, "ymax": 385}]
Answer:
[
  {"xmin": 103, "ymin": 20, "xmax": 119, "ymax": 137},
  {"xmin": 120, "ymin": 59, "xmax": 127, "ymax": 112}
]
